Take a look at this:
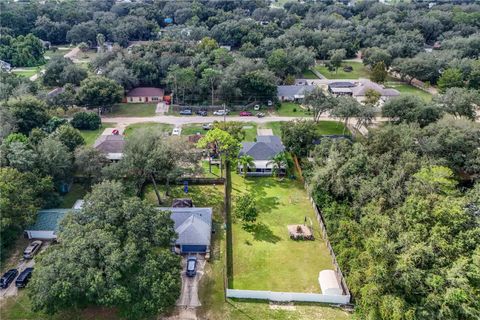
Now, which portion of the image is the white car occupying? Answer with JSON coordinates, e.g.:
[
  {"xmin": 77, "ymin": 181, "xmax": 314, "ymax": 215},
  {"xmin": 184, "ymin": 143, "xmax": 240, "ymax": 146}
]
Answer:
[
  {"xmin": 23, "ymin": 240, "xmax": 42, "ymax": 259},
  {"xmin": 213, "ymin": 110, "xmax": 227, "ymax": 116},
  {"xmin": 172, "ymin": 127, "xmax": 181, "ymax": 136},
  {"xmin": 254, "ymin": 104, "xmax": 260, "ymax": 111}
]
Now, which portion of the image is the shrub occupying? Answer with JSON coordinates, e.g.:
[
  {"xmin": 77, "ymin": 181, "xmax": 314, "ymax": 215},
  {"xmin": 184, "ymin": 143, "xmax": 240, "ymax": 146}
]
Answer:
[
  {"xmin": 293, "ymin": 108, "xmax": 297, "ymax": 112},
  {"xmin": 71, "ymin": 111, "xmax": 101, "ymax": 130}
]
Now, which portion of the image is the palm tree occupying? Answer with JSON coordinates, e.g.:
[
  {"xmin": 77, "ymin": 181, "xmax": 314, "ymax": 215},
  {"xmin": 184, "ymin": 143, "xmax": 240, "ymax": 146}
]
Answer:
[
  {"xmin": 238, "ymin": 155, "xmax": 255, "ymax": 178},
  {"xmin": 267, "ymin": 152, "xmax": 288, "ymax": 178}
]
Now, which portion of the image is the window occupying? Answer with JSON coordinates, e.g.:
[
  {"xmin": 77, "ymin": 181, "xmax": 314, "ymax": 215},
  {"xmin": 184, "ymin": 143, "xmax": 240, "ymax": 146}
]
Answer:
[{"xmin": 152, "ymin": 96, "xmax": 159, "ymax": 101}]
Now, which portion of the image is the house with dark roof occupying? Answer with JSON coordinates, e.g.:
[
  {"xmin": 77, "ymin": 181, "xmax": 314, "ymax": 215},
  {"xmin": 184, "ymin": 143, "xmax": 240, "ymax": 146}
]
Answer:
[
  {"xmin": 277, "ymin": 85, "xmax": 316, "ymax": 102},
  {"xmin": 126, "ymin": 87, "xmax": 164, "ymax": 103},
  {"xmin": 239, "ymin": 135, "xmax": 285, "ymax": 176},
  {"xmin": 158, "ymin": 207, "xmax": 212, "ymax": 254},
  {"xmin": 25, "ymin": 209, "xmax": 79, "ymax": 240},
  {"xmin": 93, "ymin": 134, "xmax": 125, "ymax": 161}
]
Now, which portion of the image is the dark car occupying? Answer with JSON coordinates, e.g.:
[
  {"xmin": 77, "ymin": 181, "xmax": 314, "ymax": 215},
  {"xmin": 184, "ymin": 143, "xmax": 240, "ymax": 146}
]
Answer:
[
  {"xmin": 179, "ymin": 109, "xmax": 192, "ymax": 115},
  {"xmin": 186, "ymin": 257, "xmax": 197, "ymax": 277},
  {"xmin": 239, "ymin": 111, "xmax": 252, "ymax": 116},
  {"xmin": 196, "ymin": 110, "xmax": 208, "ymax": 116},
  {"xmin": 0, "ymin": 269, "xmax": 18, "ymax": 289},
  {"xmin": 256, "ymin": 112, "xmax": 265, "ymax": 118},
  {"xmin": 15, "ymin": 268, "xmax": 33, "ymax": 288}
]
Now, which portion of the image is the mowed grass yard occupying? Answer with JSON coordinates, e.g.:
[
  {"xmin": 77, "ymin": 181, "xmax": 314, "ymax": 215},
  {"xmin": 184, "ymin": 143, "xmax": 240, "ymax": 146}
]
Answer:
[
  {"xmin": 259, "ymin": 121, "xmax": 349, "ymax": 137},
  {"xmin": 123, "ymin": 122, "xmax": 173, "ymax": 136},
  {"xmin": 0, "ymin": 290, "xmax": 118, "ymax": 320},
  {"xmin": 276, "ymin": 102, "xmax": 310, "ymax": 117},
  {"xmin": 315, "ymin": 61, "xmax": 370, "ymax": 79},
  {"xmin": 231, "ymin": 172, "xmax": 334, "ymax": 292},
  {"xmin": 301, "ymin": 69, "xmax": 319, "ymax": 79},
  {"xmin": 109, "ymin": 103, "xmax": 156, "ymax": 117},
  {"xmin": 385, "ymin": 81, "xmax": 433, "ymax": 102},
  {"xmin": 79, "ymin": 123, "xmax": 117, "ymax": 146}
]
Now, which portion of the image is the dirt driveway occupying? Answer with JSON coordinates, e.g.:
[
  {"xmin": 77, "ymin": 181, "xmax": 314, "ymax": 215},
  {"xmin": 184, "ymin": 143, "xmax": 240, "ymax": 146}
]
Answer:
[
  {"xmin": 0, "ymin": 241, "xmax": 50, "ymax": 301},
  {"xmin": 171, "ymin": 255, "xmax": 206, "ymax": 320}
]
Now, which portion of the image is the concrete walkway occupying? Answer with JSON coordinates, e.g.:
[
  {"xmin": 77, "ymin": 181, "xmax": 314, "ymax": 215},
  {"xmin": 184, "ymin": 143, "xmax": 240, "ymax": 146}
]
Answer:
[{"xmin": 155, "ymin": 101, "xmax": 168, "ymax": 114}]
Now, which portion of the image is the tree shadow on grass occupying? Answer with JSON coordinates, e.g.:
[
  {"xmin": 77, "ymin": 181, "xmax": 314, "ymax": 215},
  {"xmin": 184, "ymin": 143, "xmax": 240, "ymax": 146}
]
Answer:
[{"xmin": 243, "ymin": 223, "xmax": 281, "ymax": 244}]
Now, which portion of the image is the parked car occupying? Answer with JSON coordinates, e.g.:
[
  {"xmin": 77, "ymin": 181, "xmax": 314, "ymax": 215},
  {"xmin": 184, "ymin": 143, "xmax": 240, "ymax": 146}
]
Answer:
[
  {"xmin": 186, "ymin": 257, "xmax": 197, "ymax": 277},
  {"xmin": 15, "ymin": 268, "xmax": 33, "ymax": 288},
  {"xmin": 213, "ymin": 110, "xmax": 228, "ymax": 116},
  {"xmin": 256, "ymin": 112, "xmax": 265, "ymax": 118},
  {"xmin": 0, "ymin": 269, "xmax": 18, "ymax": 289},
  {"xmin": 267, "ymin": 100, "xmax": 273, "ymax": 106},
  {"xmin": 254, "ymin": 104, "xmax": 260, "ymax": 111},
  {"xmin": 202, "ymin": 123, "xmax": 213, "ymax": 130},
  {"xmin": 179, "ymin": 109, "xmax": 192, "ymax": 115},
  {"xmin": 172, "ymin": 127, "xmax": 181, "ymax": 136},
  {"xmin": 196, "ymin": 110, "xmax": 208, "ymax": 116},
  {"xmin": 23, "ymin": 240, "xmax": 42, "ymax": 259},
  {"xmin": 239, "ymin": 111, "xmax": 252, "ymax": 116}
]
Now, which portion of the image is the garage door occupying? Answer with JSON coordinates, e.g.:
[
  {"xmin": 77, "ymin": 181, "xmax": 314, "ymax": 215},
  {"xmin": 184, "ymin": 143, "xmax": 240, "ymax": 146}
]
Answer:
[{"xmin": 182, "ymin": 245, "xmax": 207, "ymax": 253}]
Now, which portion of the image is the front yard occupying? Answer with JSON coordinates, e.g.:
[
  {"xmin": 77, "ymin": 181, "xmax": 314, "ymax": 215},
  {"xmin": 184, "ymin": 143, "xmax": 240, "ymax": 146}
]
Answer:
[
  {"xmin": 108, "ymin": 103, "xmax": 156, "ymax": 117},
  {"xmin": 79, "ymin": 123, "xmax": 116, "ymax": 146},
  {"xmin": 123, "ymin": 122, "xmax": 173, "ymax": 136}
]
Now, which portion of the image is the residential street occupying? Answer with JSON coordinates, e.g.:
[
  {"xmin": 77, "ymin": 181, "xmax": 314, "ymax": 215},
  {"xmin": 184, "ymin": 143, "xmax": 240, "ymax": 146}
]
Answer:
[{"xmin": 102, "ymin": 114, "xmax": 390, "ymax": 127}]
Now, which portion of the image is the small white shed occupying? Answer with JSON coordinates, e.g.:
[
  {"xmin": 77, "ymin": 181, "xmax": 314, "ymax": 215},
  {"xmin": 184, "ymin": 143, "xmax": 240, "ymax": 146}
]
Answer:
[{"xmin": 319, "ymin": 270, "xmax": 343, "ymax": 296}]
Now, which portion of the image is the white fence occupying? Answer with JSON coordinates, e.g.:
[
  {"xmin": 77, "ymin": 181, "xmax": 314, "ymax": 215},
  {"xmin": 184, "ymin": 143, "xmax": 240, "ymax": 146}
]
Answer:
[{"xmin": 226, "ymin": 289, "xmax": 350, "ymax": 304}]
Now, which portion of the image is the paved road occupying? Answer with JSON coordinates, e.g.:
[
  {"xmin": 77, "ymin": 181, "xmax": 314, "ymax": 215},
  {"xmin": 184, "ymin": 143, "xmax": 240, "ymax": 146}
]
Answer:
[{"xmin": 102, "ymin": 114, "xmax": 388, "ymax": 126}]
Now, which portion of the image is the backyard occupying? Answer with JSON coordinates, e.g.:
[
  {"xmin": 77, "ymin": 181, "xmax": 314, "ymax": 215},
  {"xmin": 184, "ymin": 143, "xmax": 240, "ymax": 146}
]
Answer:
[
  {"xmin": 108, "ymin": 103, "xmax": 156, "ymax": 117},
  {"xmin": 301, "ymin": 69, "xmax": 319, "ymax": 79},
  {"xmin": 258, "ymin": 121, "xmax": 349, "ymax": 137},
  {"xmin": 231, "ymin": 173, "xmax": 334, "ymax": 292},
  {"xmin": 385, "ymin": 81, "xmax": 433, "ymax": 101},
  {"xmin": 315, "ymin": 61, "xmax": 370, "ymax": 79},
  {"xmin": 181, "ymin": 123, "xmax": 258, "ymax": 142}
]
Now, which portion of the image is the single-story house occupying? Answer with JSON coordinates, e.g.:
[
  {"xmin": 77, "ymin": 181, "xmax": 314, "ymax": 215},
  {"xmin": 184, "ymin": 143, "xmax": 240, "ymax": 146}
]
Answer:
[
  {"xmin": 239, "ymin": 135, "xmax": 285, "ymax": 176},
  {"xmin": 328, "ymin": 80, "xmax": 400, "ymax": 103},
  {"xmin": 125, "ymin": 87, "xmax": 164, "ymax": 103},
  {"xmin": 159, "ymin": 207, "xmax": 212, "ymax": 254},
  {"xmin": 93, "ymin": 134, "xmax": 125, "ymax": 161},
  {"xmin": 277, "ymin": 85, "xmax": 316, "ymax": 102},
  {"xmin": 327, "ymin": 81, "xmax": 356, "ymax": 96},
  {"xmin": 25, "ymin": 209, "xmax": 79, "ymax": 240}
]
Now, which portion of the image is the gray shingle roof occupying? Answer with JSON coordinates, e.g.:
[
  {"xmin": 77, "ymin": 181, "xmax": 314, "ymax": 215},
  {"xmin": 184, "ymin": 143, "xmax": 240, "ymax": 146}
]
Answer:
[
  {"xmin": 240, "ymin": 135, "xmax": 285, "ymax": 160},
  {"xmin": 94, "ymin": 135, "xmax": 125, "ymax": 154},
  {"xmin": 277, "ymin": 85, "xmax": 315, "ymax": 98},
  {"xmin": 158, "ymin": 207, "xmax": 212, "ymax": 246},
  {"xmin": 26, "ymin": 209, "xmax": 79, "ymax": 231}
]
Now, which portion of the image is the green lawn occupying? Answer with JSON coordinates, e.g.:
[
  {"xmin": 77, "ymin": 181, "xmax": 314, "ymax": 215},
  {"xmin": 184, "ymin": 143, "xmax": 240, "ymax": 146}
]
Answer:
[
  {"xmin": 243, "ymin": 123, "xmax": 258, "ymax": 142},
  {"xmin": 59, "ymin": 184, "xmax": 87, "ymax": 208},
  {"xmin": 231, "ymin": 173, "xmax": 334, "ymax": 292},
  {"xmin": 302, "ymin": 69, "xmax": 319, "ymax": 79},
  {"xmin": 315, "ymin": 61, "xmax": 370, "ymax": 79},
  {"xmin": 259, "ymin": 121, "xmax": 348, "ymax": 137},
  {"xmin": 0, "ymin": 291, "xmax": 118, "ymax": 320},
  {"xmin": 385, "ymin": 81, "xmax": 433, "ymax": 102},
  {"xmin": 12, "ymin": 69, "xmax": 38, "ymax": 78},
  {"xmin": 108, "ymin": 103, "xmax": 156, "ymax": 117},
  {"xmin": 276, "ymin": 102, "xmax": 310, "ymax": 117},
  {"xmin": 123, "ymin": 122, "xmax": 173, "ymax": 137},
  {"xmin": 181, "ymin": 124, "xmax": 206, "ymax": 136},
  {"xmin": 79, "ymin": 123, "xmax": 116, "ymax": 146}
]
